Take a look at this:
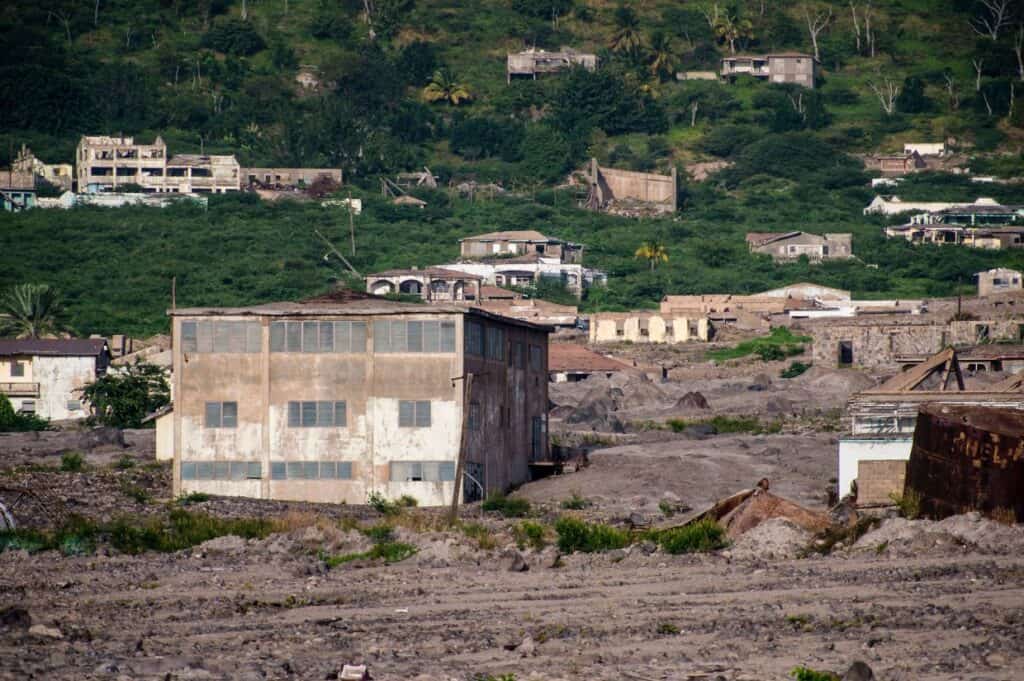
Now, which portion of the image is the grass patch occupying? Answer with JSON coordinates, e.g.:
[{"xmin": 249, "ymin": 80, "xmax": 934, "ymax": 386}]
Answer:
[
  {"xmin": 367, "ymin": 491, "xmax": 402, "ymax": 516},
  {"xmin": 791, "ymin": 666, "xmax": 839, "ymax": 681},
  {"xmin": 120, "ymin": 481, "xmax": 151, "ymax": 505},
  {"xmin": 59, "ymin": 451, "xmax": 84, "ymax": 472},
  {"xmin": 176, "ymin": 492, "xmax": 211, "ymax": 506},
  {"xmin": 361, "ymin": 523, "xmax": 395, "ymax": 544},
  {"xmin": 559, "ymin": 492, "xmax": 590, "ymax": 510},
  {"xmin": 667, "ymin": 415, "xmax": 766, "ymax": 434},
  {"xmin": 323, "ymin": 541, "xmax": 418, "ymax": 567},
  {"xmin": 889, "ymin": 488, "xmax": 922, "ymax": 519},
  {"xmin": 707, "ymin": 327, "xmax": 811, "ymax": 363},
  {"xmin": 0, "ymin": 510, "xmax": 276, "ymax": 556},
  {"xmin": 458, "ymin": 521, "xmax": 498, "ymax": 550},
  {"xmin": 512, "ymin": 520, "xmax": 548, "ymax": 551},
  {"xmin": 554, "ymin": 517, "xmax": 630, "ymax": 553},
  {"xmin": 113, "ymin": 455, "xmax": 136, "ymax": 470},
  {"xmin": 647, "ymin": 519, "xmax": 728, "ymax": 554},
  {"xmin": 656, "ymin": 622, "xmax": 680, "ymax": 635},
  {"xmin": 481, "ymin": 492, "xmax": 531, "ymax": 518}
]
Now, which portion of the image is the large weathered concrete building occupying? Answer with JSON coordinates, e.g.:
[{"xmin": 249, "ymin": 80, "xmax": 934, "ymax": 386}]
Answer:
[
  {"xmin": 589, "ymin": 312, "xmax": 710, "ymax": 344},
  {"xmin": 720, "ymin": 52, "xmax": 815, "ymax": 88},
  {"xmin": 459, "ymin": 231, "xmax": 582, "ymax": 263},
  {"xmin": 0, "ymin": 338, "xmax": 110, "ymax": 420},
  {"xmin": 977, "ymin": 268, "xmax": 1023, "ymax": 297},
  {"xmin": 506, "ymin": 48, "xmax": 597, "ymax": 83},
  {"xmin": 169, "ymin": 294, "xmax": 550, "ymax": 507},
  {"xmin": 365, "ymin": 268, "xmax": 483, "ymax": 302},
  {"xmin": 76, "ymin": 135, "xmax": 241, "ymax": 194},
  {"xmin": 584, "ymin": 159, "xmax": 677, "ymax": 215}
]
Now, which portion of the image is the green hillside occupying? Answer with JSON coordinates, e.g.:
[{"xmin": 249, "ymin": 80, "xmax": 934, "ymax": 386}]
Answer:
[{"xmin": 2, "ymin": 0, "xmax": 1024, "ymax": 335}]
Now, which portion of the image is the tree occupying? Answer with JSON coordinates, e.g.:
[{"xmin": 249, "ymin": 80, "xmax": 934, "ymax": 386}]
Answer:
[
  {"xmin": 79, "ymin": 361, "xmax": 170, "ymax": 429},
  {"xmin": 0, "ymin": 284, "xmax": 66, "ymax": 339},
  {"xmin": 896, "ymin": 76, "xmax": 931, "ymax": 113},
  {"xmin": 610, "ymin": 5, "xmax": 643, "ymax": 55},
  {"xmin": 647, "ymin": 31, "xmax": 677, "ymax": 81},
  {"xmin": 714, "ymin": 14, "xmax": 754, "ymax": 54},
  {"xmin": 802, "ymin": 4, "xmax": 833, "ymax": 62},
  {"xmin": 635, "ymin": 241, "xmax": 669, "ymax": 271},
  {"xmin": 867, "ymin": 78, "xmax": 900, "ymax": 115},
  {"xmin": 422, "ymin": 69, "xmax": 472, "ymax": 106},
  {"xmin": 519, "ymin": 125, "xmax": 572, "ymax": 183},
  {"xmin": 971, "ymin": 0, "xmax": 1013, "ymax": 41}
]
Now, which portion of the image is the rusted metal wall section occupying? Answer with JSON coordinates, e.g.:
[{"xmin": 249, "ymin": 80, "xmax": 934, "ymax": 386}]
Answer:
[{"xmin": 905, "ymin": 404, "xmax": 1024, "ymax": 522}]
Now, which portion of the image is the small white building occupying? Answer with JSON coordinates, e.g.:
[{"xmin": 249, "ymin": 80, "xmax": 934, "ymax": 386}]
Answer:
[
  {"xmin": 0, "ymin": 338, "xmax": 110, "ymax": 420},
  {"xmin": 903, "ymin": 143, "xmax": 945, "ymax": 157}
]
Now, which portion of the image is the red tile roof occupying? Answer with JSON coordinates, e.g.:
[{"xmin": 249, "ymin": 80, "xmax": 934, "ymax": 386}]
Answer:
[{"xmin": 548, "ymin": 343, "xmax": 629, "ymax": 373}]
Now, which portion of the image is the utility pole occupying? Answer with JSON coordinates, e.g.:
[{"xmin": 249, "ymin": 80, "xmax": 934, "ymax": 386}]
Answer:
[{"xmin": 348, "ymin": 191, "xmax": 356, "ymax": 256}]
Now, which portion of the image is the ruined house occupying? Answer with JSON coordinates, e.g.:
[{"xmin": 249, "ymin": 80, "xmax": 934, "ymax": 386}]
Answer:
[
  {"xmin": 460, "ymin": 231, "xmax": 582, "ymax": 263},
  {"xmin": 76, "ymin": 135, "xmax": 240, "ymax": 194},
  {"xmin": 883, "ymin": 200, "xmax": 1024, "ymax": 249},
  {"xmin": 0, "ymin": 169, "xmax": 35, "ymax": 211},
  {"xmin": 863, "ymin": 151, "xmax": 926, "ymax": 176},
  {"xmin": 977, "ymin": 268, "xmax": 1023, "ymax": 297},
  {"xmin": 242, "ymin": 167, "xmax": 342, "ymax": 189},
  {"xmin": 584, "ymin": 159, "xmax": 677, "ymax": 216},
  {"xmin": 364, "ymin": 268, "xmax": 483, "ymax": 302},
  {"xmin": 548, "ymin": 343, "xmax": 629, "ymax": 383},
  {"xmin": 903, "ymin": 142, "xmax": 946, "ymax": 156},
  {"xmin": 746, "ymin": 232, "xmax": 852, "ymax": 263},
  {"xmin": 0, "ymin": 338, "xmax": 110, "ymax": 420},
  {"xmin": 720, "ymin": 52, "xmax": 815, "ymax": 88},
  {"xmin": 12, "ymin": 145, "xmax": 73, "ymax": 191},
  {"xmin": 589, "ymin": 312, "xmax": 710, "ymax": 344},
  {"xmin": 169, "ymin": 295, "xmax": 550, "ymax": 507},
  {"xmin": 838, "ymin": 348, "xmax": 1024, "ymax": 504},
  {"xmin": 506, "ymin": 48, "xmax": 597, "ymax": 83},
  {"xmin": 806, "ymin": 317, "xmax": 1024, "ymax": 368}
]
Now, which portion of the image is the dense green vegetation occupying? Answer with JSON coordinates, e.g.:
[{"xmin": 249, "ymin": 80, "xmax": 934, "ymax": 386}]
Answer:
[{"xmin": 2, "ymin": 1, "xmax": 1024, "ymax": 335}]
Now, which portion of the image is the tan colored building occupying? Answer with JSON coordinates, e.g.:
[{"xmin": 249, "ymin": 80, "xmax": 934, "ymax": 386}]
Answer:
[
  {"xmin": 746, "ymin": 231, "xmax": 852, "ymax": 263},
  {"xmin": 977, "ymin": 268, "xmax": 1023, "ymax": 297},
  {"xmin": 507, "ymin": 48, "xmax": 597, "ymax": 83},
  {"xmin": 242, "ymin": 167, "xmax": 342, "ymax": 188},
  {"xmin": 548, "ymin": 343, "xmax": 628, "ymax": 383},
  {"xmin": 863, "ymin": 152, "xmax": 926, "ymax": 176},
  {"xmin": 589, "ymin": 312, "xmax": 710, "ymax": 344},
  {"xmin": 459, "ymin": 230, "xmax": 582, "ymax": 263},
  {"xmin": 169, "ymin": 293, "xmax": 550, "ymax": 507},
  {"xmin": 721, "ymin": 52, "xmax": 815, "ymax": 88},
  {"xmin": 76, "ymin": 135, "xmax": 240, "ymax": 194},
  {"xmin": 0, "ymin": 339, "xmax": 110, "ymax": 420},
  {"xmin": 12, "ymin": 145, "xmax": 72, "ymax": 191}
]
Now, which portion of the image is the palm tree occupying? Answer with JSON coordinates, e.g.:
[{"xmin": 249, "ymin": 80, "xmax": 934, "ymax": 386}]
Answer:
[
  {"xmin": 714, "ymin": 15, "xmax": 754, "ymax": 54},
  {"xmin": 647, "ymin": 31, "xmax": 676, "ymax": 81},
  {"xmin": 0, "ymin": 284, "xmax": 66, "ymax": 339},
  {"xmin": 634, "ymin": 242, "xmax": 669, "ymax": 271},
  {"xmin": 422, "ymin": 69, "xmax": 473, "ymax": 106},
  {"xmin": 610, "ymin": 5, "xmax": 643, "ymax": 55}
]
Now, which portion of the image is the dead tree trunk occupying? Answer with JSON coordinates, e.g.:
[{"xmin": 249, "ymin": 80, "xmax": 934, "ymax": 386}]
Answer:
[
  {"xmin": 973, "ymin": 58, "xmax": 984, "ymax": 92},
  {"xmin": 864, "ymin": 2, "xmax": 875, "ymax": 57},
  {"xmin": 971, "ymin": 0, "xmax": 1011, "ymax": 41},
  {"xmin": 803, "ymin": 5, "xmax": 833, "ymax": 62},
  {"xmin": 1014, "ymin": 24, "xmax": 1023, "ymax": 81},
  {"xmin": 690, "ymin": 100, "xmax": 699, "ymax": 127},
  {"xmin": 867, "ymin": 79, "xmax": 900, "ymax": 115},
  {"xmin": 943, "ymin": 72, "xmax": 960, "ymax": 111},
  {"xmin": 850, "ymin": 2, "xmax": 861, "ymax": 53}
]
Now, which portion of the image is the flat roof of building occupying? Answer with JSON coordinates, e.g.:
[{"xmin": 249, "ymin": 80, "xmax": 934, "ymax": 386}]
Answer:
[
  {"xmin": 169, "ymin": 292, "xmax": 551, "ymax": 331},
  {"xmin": 460, "ymin": 230, "xmax": 555, "ymax": 243},
  {"xmin": 367, "ymin": 267, "xmax": 483, "ymax": 280}
]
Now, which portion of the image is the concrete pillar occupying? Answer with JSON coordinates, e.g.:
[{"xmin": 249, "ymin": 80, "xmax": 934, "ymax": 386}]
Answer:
[
  {"xmin": 676, "ymin": 317, "xmax": 690, "ymax": 342},
  {"xmin": 648, "ymin": 316, "xmax": 667, "ymax": 343},
  {"xmin": 624, "ymin": 317, "xmax": 641, "ymax": 342},
  {"xmin": 697, "ymin": 318, "xmax": 709, "ymax": 341}
]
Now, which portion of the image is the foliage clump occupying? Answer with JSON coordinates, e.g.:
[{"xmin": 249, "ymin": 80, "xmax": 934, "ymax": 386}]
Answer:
[
  {"xmin": 79, "ymin": 361, "xmax": 170, "ymax": 428},
  {"xmin": 648, "ymin": 519, "xmax": 727, "ymax": 554},
  {"xmin": 482, "ymin": 492, "xmax": 531, "ymax": 518},
  {"xmin": 554, "ymin": 517, "xmax": 629, "ymax": 553}
]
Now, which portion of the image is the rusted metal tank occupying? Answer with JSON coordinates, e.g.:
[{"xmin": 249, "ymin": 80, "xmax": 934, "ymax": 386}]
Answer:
[{"xmin": 905, "ymin": 404, "xmax": 1024, "ymax": 522}]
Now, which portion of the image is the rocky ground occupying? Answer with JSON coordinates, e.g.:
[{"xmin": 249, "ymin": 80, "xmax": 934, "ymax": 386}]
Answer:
[{"xmin": 2, "ymin": 360, "xmax": 1023, "ymax": 680}]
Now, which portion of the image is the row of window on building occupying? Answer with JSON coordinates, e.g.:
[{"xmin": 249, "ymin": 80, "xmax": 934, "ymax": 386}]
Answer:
[
  {"xmin": 204, "ymin": 400, "xmax": 432, "ymax": 428},
  {"xmin": 180, "ymin": 460, "xmax": 454, "ymax": 482},
  {"xmin": 180, "ymin": 320, "xmax": 541, "ymax": 367}
]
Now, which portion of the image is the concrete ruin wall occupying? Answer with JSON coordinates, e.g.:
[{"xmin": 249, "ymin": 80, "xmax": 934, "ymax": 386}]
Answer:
[
  {"xmin": 591, "ymin": 159, "xmax": 677, "ymax": 212},
  {"xmin": 589, "ymin": 314, "xmax": 709, "ymax": 344}
]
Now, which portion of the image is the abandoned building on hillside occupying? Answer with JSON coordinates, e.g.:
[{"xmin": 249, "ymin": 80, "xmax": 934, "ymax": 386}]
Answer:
[
  {"xmin": 0, "ymin": 338, "xmax": 110, "ymax": 420},
  {"xmin": 977, "ymin": 268, "xmax": 1023, "ymax": 297},
  {"xmin": 863, "ymin": 151, "xmax": 926, "ymax": 176},
  {"xmin": 746, "ymin": 232, "xmax": 853, "ymax": 263},
  {"xmin": 441, "ymin": 230, "xmax": 606, "ymax": 298},
  {"xmin": 883, "ymin": 199, "xmax": 1024, "ymax": 249},
  {"xmin": 169, "ymin": 295, "xmax": 550, "ymax": 507},
  {"xmin": 0, "ymin": 169, "xmax": 36, "ymax": 211},
  {"xmin": 720, "ymin": 52, "xmax": 815, "ymax": 88},
  {"xmin": 584, "ymin": 159, "xmax": 677, "ymax": 216},
  {"xmin": 548, "ymin": 343, "xmax": 629, "ymax": 383},
  {"xmin": 589, "ymin": 312, "xmax": 710, "ymax": 344},
  {"xmin": 365, "ymin": 268, "xmax": 483, "ymax": 302},
  {"xmin": 242, "ymin": 167, "xmax": 342, "ymax": 189},
  {"xmin": 805, "ymin": 316, "xmax": 1024, "ymax": 369},
  {"xmin": 837, "ymin": 348, "xmax": 1024, "ymax": 505},
  {"xmin": 76, "ymin": 136, "xmax": 240, "ymax": 194},
  {"xmin": 12, "ymin": 145, "xmax": 73, "ymax": 191},
  {"xmin": 506, "ymin": 48, "xmax": 597, "ymax": 83}
]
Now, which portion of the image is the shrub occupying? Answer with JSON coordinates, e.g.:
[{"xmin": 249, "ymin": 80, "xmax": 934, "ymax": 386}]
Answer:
[
  {"xmin": 791, "ymin": 667, "xmax": 839, "ymax": 681},
  {"xmin": 120, "ymin": 481, "xmax": 151, "ymax": 505},
  {"xmin": 202, "ymin": 19, "xmax": 266, "ymax": 56},
  {"xmin": 114, "ymin": 455, "xmax": 136, "ymax": 469},
  {"xmin": 459, "ymin": 521, "xmax": 498, "ymax": 550},
  {"xmin": 362, "ymin": 523, "xmax": 395, "ymax": 544},
  {"xmin": 781, "ymin": 362, "xmax": 811, "ymax": 379},
  {"xmin": 668, "ymin": 416, "xmax": 764, "ymax": 434},
  {"xmin": 555, "ymin": 517, "xmax": 629, "ymax": 553},
  {"xmin": 367, "ymin": 491, "xmax": 402, "ymax": 516},
  {"xmin": 559, "ymin": 492, "xmax": 590, "ymax": 510},
  {"xmin": 482, "ymin": 493, "xmax": 531, "ymax": 518},
  {"xmin": 889, "ymin": 488, "xmax": 922, "ymax": 520},
  {"xmin": 513, "ymin": 521, "xmax": 548, "ymax": 551},
  {"xmin": 60, "ymin": 451, "xmax": 84, "ymax": 472},
  {"xmin": 397, "ymin": 495, "xmax": 418, "ymax": 508},
  {"xmin": 324, "ymin": 541, "xmax": 417, "ymax": 567},
  {"xmin": 649, "ymin": 519, "xmax": 727, "ymax": 554},
  {"xmin": 0, "ymin": 393, "xmax": 48, "ymax": 432},
  {"xmin": 656, "ymin": 622, "xmax": 680, "ymax": 635},
  {"xmin": 176, "ymin": 492, "xmax": 210, "ymax": 506}
]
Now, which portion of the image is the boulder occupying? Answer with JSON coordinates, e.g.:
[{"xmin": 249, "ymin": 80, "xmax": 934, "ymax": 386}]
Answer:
[{"xmin": 842, "ymin": 662, "xmax": 874, "ymax": 681}]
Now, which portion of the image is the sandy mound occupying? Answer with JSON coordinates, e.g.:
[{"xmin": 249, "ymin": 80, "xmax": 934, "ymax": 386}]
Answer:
[
  {"xmin": 852, "ymin": 513, "xmax": 1024, "ymax": 556},
  {"xmin": 796, "ymin": 366, "xmax": 878, "ymax": 395},
  {"xmin": 675, "ymin": 391, "xmax": 710, "ymax": 410},
  {"xmin": 726, "ymin": 518, "xmax": 811, "ymax": 561}
]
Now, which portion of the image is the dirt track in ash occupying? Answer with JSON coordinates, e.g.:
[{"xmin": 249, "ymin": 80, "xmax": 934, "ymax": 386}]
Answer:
[{"xmin": 3, "ymin": 525, "xmax": 1024, "ymax": 681}]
